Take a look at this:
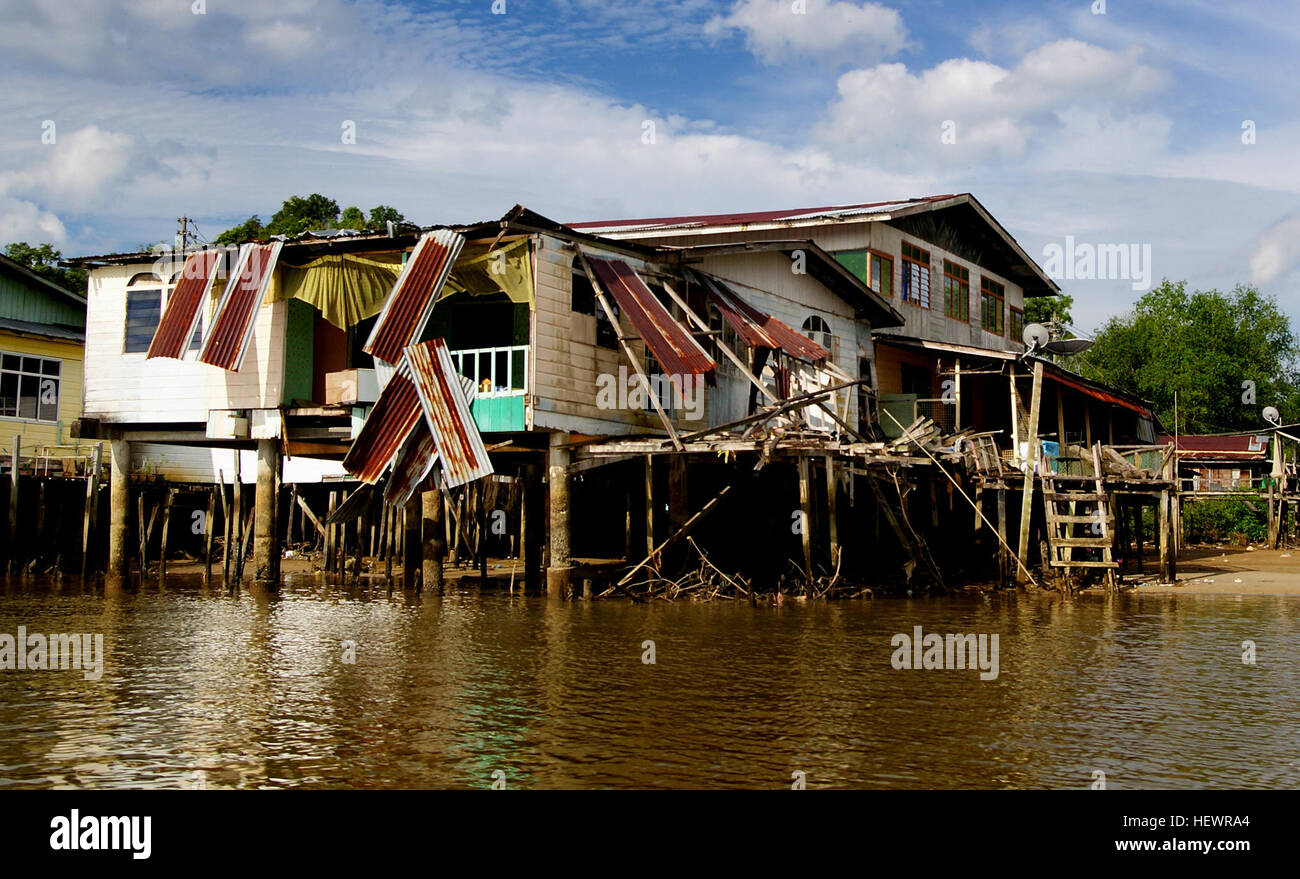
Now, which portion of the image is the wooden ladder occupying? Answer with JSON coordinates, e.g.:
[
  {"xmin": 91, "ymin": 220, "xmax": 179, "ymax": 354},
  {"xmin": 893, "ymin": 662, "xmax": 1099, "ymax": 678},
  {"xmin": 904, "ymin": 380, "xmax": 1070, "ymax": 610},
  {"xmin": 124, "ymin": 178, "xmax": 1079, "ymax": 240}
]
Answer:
[{"xmin": 1041, "ymin": 443, "xmax": 1118, "ymax": 588}]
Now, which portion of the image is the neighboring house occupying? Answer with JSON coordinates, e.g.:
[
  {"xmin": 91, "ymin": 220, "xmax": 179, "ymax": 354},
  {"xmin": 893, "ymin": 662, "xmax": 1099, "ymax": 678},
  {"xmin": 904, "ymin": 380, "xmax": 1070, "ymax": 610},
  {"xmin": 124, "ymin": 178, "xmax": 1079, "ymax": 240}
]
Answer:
[
  {"xmin": 572, "ymin": 193, "xmax": 1159, "ymax": 455},
  {"xmin": 0, "ymin": 252, "xmax": 86, "ymax": 458},
  {"xmin": 68, "ymin": 206, "xmax": 896, "ymax": 482},
  {"xmin": 1160, "ymin": 434, "xmax": 1272, "ymax": 492}
]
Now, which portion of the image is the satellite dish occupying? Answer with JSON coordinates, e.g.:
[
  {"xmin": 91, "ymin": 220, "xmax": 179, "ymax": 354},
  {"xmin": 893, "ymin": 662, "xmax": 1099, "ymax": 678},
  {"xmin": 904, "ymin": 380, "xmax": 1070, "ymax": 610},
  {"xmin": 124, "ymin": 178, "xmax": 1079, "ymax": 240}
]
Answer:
[
  {"xmin": 1042, "ymin": 336, "xmax": 1094, "ymax": 356},
  {"xmin": 1023, "ymin": 323, "xmax": 1050, "ymax": 351},
  {"xmin": 1263, "ymin": 406, "xmax": 1281, "ymax": 426}
]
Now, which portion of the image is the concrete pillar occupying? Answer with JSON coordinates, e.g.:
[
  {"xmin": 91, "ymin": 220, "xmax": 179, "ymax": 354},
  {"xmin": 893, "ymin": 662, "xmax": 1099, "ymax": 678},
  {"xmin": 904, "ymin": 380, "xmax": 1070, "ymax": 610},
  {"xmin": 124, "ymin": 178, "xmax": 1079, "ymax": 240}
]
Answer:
[
  {"xmin": 546, "ymin": 431, "xmax": 571, "ymax": 599},
  {"xmin": 253, "ymin": 439, "xmax": 280, "ymax": 586},
  {"xmin": 403, "ymin": 495, "xmax": 421, "ymax": 590},
  {"xmin": 421, "ymin": 488, "xmax": 445, "ymax": 592},
  {"xmin": 106, "ymin": 436, "xmax": 131, "ymax": 589}
]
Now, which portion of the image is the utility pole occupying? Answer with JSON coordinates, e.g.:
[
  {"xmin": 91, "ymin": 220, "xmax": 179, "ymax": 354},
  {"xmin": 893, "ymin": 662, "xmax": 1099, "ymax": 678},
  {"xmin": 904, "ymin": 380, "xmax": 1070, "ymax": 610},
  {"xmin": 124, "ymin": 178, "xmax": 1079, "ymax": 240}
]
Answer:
[{"xmin": 176, "ymin": 216, "xmax": 194, "ymax": 254}]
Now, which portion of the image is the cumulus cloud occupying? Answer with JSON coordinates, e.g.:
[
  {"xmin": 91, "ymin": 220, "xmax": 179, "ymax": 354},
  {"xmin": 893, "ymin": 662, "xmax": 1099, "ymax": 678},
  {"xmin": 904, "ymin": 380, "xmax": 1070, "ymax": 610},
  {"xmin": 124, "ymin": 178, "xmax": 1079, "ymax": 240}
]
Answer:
[
  {"xmin": 817, "ymin": 39, "xmax": 1168, "ymax": 165},
  {"xmin": 1249, "ymin": 211, "xmax": 1300, "ymax": 285},
  {"xmin": 705, "ymin": 0, "xmax": 906, "ymax": 67}
]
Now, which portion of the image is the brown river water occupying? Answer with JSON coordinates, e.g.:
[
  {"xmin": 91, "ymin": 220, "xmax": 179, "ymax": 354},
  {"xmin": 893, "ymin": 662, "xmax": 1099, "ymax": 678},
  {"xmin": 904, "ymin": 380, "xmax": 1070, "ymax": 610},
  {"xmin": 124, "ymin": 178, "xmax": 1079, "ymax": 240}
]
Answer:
[{"xmin": 0, "ymin": 574, "xmax": 1296, "ymax": 789}]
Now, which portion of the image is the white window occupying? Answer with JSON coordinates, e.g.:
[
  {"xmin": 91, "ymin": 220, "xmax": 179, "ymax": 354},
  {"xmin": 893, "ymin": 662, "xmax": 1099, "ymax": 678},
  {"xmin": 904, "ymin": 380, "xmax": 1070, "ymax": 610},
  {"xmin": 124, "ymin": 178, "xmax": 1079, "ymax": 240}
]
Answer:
[
  {"xmin": 0, "ymin": 352, "xmax": 61, "ymax": 422},
  {"xmin": 802, "ymin": 315, "xmax": 834, "ymax": 352}
]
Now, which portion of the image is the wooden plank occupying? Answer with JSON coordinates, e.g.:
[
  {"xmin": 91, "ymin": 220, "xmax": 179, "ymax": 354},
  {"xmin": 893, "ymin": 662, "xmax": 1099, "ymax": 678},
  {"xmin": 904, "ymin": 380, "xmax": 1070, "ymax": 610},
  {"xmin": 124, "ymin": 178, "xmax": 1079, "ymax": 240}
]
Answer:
[{"xmin": 1015, "ymin": 361, "xmax": 1043, "ymax": 582}]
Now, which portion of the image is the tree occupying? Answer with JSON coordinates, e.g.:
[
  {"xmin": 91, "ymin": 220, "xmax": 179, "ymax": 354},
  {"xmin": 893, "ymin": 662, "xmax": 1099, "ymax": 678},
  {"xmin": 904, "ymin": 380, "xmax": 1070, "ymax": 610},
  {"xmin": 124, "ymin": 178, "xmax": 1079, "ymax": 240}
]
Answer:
[
  {"xmin": 265, "ymin": 194, "xmax": 341, "ymax": 237},
  {"xmin": 1075, "ymin": 280, "xmax": 1300, "ymax": 433},
  {"xmin": 1024, "ymin": 293, "xmax": 1074, "ymax": 329},
  {"xmin": 3, "ymin": 242, "xmax": 87, "ymax": 296},
  {"xmin": 338, "ymin": 206, "xmax": 367, "ymax": 230},
  {"xmin": 366, "ymin": 205, "xmax": 405, "ymax": 230},
  {"xmin": 213, "ymin": 215, "xmax": 265, "ymax": 245}
]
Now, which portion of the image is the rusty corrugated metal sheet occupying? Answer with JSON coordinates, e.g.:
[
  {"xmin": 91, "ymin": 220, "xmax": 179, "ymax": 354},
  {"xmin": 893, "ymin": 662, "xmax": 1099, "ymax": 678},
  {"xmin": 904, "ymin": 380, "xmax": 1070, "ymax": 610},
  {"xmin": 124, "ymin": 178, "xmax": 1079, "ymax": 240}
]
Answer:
[
  {"xmin": 364, "ymin": 229, "xmax": 465, "ymax": 365},
  {"xmin": 199, "ymin": 241, "xmax": 282, "ymax": 370},
  {"xmin": 584, "ymin": 256, "xmax": 716, "ymax": 378},
  {"xmin": 404, "ymin": 338, "xmax": 493, "ymax": 488},
  {"xmin": 146, "ymin": 250, "xmax": 220, "ymax": 360},
  {"xmin": 384, "ymin": 421, "xmax": 438, "ymax": 507},
  {"xmin": 341, "ymin": 364, "xmax": 423, "ymax": 484},
  {"xmin": 702, "ymin": 274, "xmax": 829, "ymax": 363}
]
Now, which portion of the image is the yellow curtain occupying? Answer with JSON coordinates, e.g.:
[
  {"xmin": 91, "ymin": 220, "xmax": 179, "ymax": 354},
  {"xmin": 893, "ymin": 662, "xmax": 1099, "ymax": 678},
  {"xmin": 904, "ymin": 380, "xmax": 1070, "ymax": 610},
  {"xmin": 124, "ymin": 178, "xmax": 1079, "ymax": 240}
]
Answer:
[
  {"xmin": 276, "ymin": 253, "xmax": 402, "ymax": 330},
  {"xmin": 443, "ymin": 238, "xmax": 534, "ymax": 310}
]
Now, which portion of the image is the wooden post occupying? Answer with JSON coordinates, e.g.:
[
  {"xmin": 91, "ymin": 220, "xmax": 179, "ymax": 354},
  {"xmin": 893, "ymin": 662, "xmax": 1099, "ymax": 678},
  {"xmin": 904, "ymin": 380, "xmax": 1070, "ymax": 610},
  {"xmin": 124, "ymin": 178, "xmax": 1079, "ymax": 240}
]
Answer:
[
  {"xmin": 422, "ymin": 487, "xmax": 445, "ymax": 592},
  {"xmin": 996, "ymin": 488, "xmax": 1009, "ymax": 584},
  {"xmin": 137, "ymin": 494, "xmax": 148, "ymax": 579},
  {"xmin": 1015, "ymin": 361, "xmax": 1044, "ymax": 582},
  {"xmin": 204, "ymin": 486, "xmax": 216, "ymax": 584},
  {"xmin": 403, "ymin": 494, "xmax": 421, "ymax": 589},
  {"xmin": 106, "ymin": 435, "xmax": 130, "ymax": 589},
  {"xmin": 232, "ymin": 454, "xmax": 244, "ymax": 581},
  {"xmin": 8, "ymin": 435, "xmax": 19, "ymax": 571},
  {"xmin": 1158, "ymin": 489, "xmax": 1171, "ymax": 582},
  {"xmin": 219, "ymin": 473, "xmax": 231, "ymax": 585},
  {"xmin": 384, "ymin": 503, "xmax": 394, "ymax": 586},
  {"xmin": 81, "ymin": 442, "xmax": 102, "ymax": 579},
  {"xmin": 644, "ymin": 455, "xmax": 656, "ymax": 556},
  {"xmin": 159, "ymin": 488, "xmax": 174, "ymax": 583},
  {"xmin": 1135, "ymin": 500, "xmax": 1145, "ymax": 573},
  {"xmin": 547, "ymin": 431, "xmax": 572, "ymax": 599},
  {"xmin": 798, "ymin": 455, "xmax": 814, "ymax": 590},
  {"xmin": 325, "ymin": 491, "xmax": 337, "ymax": 574},
  {"xmin": 253, "ymin": 438, "xmax": 279, "ymax": 586},
  {"xmin": 523, "ymin": 462, "xmax": 542, "ymax": 592},
  {"xmin": 824, "ymin": 453, "xmax": 839, "ymax": 569}
]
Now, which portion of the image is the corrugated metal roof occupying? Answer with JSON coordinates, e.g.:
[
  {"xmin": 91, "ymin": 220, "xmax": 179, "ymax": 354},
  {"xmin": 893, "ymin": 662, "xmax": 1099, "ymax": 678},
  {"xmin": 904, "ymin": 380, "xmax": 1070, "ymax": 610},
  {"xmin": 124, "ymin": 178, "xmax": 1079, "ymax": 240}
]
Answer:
[
  {"xmin": 146, "ymin": 250, "xmax": 219, "ymax": 360},
  {"xmin": 700, "ymin": 274, "xmax": 829, "ymax": 363},
  {"xmin": 1159, "ymin": 434, "xmax": 1270, "ymax": 459},
  {"xmin": 341, "ymin": 363, "xmax": 424, "ymax": 484},
  {"xmin": 364, "ymin": 229, "xmax": 465, "ymax": 365},
  {"xmin": 384, "ymin": 421, "xmax": 439, "ymax": 507},
  {"xmin": 0, "ymin": 317, "xmax": 84, "ymax": 342},
  {"xmin": 569, "ymin": 195, "xmax": 960, "ymax": 235},
  {"xmin": 584, "ymin": 256, "xmax": 716, "ymax": 379},
  {"xmin": 404, "ymin": 338, "xmax": 494, "ymax": 489},
  {"xmin": 198, "ymin": 242, "xmax": 282, "ymax": 371}
]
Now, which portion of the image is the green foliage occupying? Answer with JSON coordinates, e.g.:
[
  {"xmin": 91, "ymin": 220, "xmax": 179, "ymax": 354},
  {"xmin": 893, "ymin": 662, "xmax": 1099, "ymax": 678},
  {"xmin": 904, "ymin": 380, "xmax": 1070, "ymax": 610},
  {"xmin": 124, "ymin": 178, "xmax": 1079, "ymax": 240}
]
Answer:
[
  {"xmin": 213, "ymin": 216, "xmax": 265, "ymax": 246},
  {"xmin": 2, "ymin": 241, "xmax": 87, "ymax": 296},
  {"xmin": 1182, "ymin": 499, "xmax": 1267, "ymax": 544},
  {"xmin": 1075, "ymin": 280, "xmax": 1300, "ymax": 432},
  {"xmin": 214, "ymin": 198, "xmax": 408, "ymax": 243},
  {"xmin": 1024, "ymin": 293, "xmax": 1074, "ymax": 328}
]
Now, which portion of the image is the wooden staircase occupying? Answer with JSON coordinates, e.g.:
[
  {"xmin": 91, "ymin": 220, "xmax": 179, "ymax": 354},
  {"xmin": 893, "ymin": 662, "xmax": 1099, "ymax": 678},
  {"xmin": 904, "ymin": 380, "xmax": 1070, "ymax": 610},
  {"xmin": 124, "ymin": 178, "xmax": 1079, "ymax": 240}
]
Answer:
[{"xmin": 1041, "ymin": 443, "xmax": 1118, "ymax": 588}]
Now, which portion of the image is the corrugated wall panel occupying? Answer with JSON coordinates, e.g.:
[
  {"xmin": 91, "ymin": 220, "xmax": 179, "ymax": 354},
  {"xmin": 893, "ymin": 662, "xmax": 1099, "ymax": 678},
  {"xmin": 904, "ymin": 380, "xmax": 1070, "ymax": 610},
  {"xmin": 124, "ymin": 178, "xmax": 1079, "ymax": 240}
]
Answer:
[
  {"xmin": 403, "ymin": 338, "xmax": 493, "ymax": 488},
  {"xmin": 364, "ymin": 230, "xmax": 465, "ymax": 365},
  {"xmin": 199, "ymin": 242, "xmax": 282, "ymax": 371},
  {"xmin": 147, "ymin": 250, "xmax": 220, "ymax": 360}
]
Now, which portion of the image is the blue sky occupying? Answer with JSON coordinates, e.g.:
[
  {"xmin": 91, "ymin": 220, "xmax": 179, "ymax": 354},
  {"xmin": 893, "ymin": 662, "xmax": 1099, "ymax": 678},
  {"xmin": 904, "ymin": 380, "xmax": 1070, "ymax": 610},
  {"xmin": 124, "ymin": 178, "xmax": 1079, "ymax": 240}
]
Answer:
[{"xmin": 1, "ymin": 0, "xmax": 1298, "ymax": 331}]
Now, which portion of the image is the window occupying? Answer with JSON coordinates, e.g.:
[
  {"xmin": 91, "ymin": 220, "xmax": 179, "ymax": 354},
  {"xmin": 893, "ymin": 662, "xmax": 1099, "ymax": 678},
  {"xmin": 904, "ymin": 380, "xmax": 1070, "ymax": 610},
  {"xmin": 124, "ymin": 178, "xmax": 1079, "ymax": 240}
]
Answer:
[
  {"xmin": 596, "ymin": 299, "xmax": 620, "ymax": 350},
  {"xmin": 870, "ymin": 251, "xmax": 893, "ymax": 298},
  {"xmin": 571, "ymin": 258, "xmax": 595, "ymax": 315},
  {"xmin": 980, "ymin": 277, "xmax": 1005, "ymax": 335},
  {"xmin": 1009, "ymin": 306, "xmax": 1024, "ymax": 344},
  {"xmin": 900, "ymin": 242, "xmax": 930, "ymax": 308},
  {"xmin": 0, "ymin": 353, "xmax": 61, "ymax": 422},
  {"xmin": 802, "ymin": 315, "xmax": 834, "ymax": 351},
  {"xmin": 832, "ymin": 250, "xmax": 867, "ymax": 284},
  {"xmin": 125, "ymin": 287, "xmax": 162, "ymax": 353},
  {"xmin": 942, "ymin": 260, "xmax": 970, "ymax": 322}
]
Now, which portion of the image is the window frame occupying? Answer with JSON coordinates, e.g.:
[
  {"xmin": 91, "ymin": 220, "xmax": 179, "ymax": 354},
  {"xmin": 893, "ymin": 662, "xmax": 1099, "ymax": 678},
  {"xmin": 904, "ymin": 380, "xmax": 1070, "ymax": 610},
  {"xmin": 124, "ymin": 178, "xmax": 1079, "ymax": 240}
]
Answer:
[
  {"xmin": 980, "ymin": 276, "xmax": 1006, "ymax": 336},
  {"xmin": 0, "ymin": 350, "xmax": 63, "ymax": 424},
  {"xmin": 941, "ymin": 259, "xmax": 970, "ymax": 323},
  {"xmin": 801, "ymin": 314, "xmax": 835, "ymax": 353},
  {"xmin": 869, "ymin": 249, "xmax": 893, "ymax": 299},
  {"xmin": 900, "ymin": 241, "xmax": 931, "ymax": 309},
  {"xmin": 1009, "ymin": 305, "xmax": 1025, "ymax": 345},
  {"xmin": 124, "ymin": 284, "xmax": 163, "ymax": 355}
]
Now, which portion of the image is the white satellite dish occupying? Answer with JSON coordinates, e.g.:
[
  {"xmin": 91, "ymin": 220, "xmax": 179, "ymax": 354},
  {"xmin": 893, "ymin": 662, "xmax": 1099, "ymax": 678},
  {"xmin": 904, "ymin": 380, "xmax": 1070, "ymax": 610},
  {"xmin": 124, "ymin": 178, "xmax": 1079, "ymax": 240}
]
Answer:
[
  {"xmin": 1263, "ymin": 406, "xmax": 1281, "ymax": 426},
  {"xmin": 1042, "ymin": 336, "xmax": 1094, "ymax": 356},
  {"xmin": 1023, "ymin": 322, "xmax": 1050, "ymax": 351}
]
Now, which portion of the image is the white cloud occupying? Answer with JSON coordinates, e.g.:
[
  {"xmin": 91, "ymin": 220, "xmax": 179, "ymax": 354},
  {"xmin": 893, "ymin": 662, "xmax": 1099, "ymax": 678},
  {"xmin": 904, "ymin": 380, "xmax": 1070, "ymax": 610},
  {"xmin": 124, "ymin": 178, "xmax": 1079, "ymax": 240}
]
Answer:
[
  {"xmin": 705, "ymin": 0, "xmax": 906, "ymax": 67},
  {"xmin": 817, "ymin": 40, "xmax": 1168, "ymax": 166},
  {"xmin": 1249, "ymin": 211, "xmax": 1300, "ymax": 285},
  {"xmin": 0, "ymin": 195, "xmax": 66, "ymax": 244}
]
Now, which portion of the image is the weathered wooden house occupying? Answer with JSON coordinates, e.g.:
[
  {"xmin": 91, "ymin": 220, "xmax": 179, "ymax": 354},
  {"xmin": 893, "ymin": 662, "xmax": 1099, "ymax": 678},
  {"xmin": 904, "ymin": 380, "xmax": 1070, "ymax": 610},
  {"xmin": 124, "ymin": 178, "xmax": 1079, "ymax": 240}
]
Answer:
[{"xmin": 0, "ymin": 252, "xmax": 86, "ymax": 462}]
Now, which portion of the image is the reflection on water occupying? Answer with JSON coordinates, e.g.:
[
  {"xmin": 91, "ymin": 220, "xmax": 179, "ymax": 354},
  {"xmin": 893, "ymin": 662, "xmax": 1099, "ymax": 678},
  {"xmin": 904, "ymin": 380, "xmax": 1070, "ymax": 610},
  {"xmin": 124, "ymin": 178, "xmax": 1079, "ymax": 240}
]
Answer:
[{"xmin": 0, "ymin": 574, "xmax": 1296, "ymax": 789}]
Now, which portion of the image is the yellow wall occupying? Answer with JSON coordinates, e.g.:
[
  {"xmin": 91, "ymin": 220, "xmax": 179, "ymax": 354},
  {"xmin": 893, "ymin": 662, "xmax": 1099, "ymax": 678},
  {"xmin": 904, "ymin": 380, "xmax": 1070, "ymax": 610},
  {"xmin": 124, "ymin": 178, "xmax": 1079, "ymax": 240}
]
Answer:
[{"xmin": 0, "ymin": 331, "xmax": 85, "ymax": 454}]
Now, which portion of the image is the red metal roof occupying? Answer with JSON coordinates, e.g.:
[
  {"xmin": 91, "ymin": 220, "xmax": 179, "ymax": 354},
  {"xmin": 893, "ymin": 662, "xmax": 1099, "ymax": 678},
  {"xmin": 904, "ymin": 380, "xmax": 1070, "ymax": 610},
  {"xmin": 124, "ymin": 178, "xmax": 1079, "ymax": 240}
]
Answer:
[
  {"xmin": 364, "ymin": 229, "xmax": 465, "ymax": 365},
  {"xmin": 198, "ymin": 242, "xmax": 282, "ymax": 370},
  {"xmin": 584, "ymin": 256, "xmax": 716, "ymax": 379},
  {"xmin": 384, "ymin": 421, "xmax": 438, "ymax": 506},
  {"xmin": 146, "ymin": 250, "xmax": 220, "ymax": 360},
  {"xmin": 1048, "ymin": 370, "xmax": 1152, "ymax": 418},
  {"xmin": 1159, "ymin": 434, "xmax": 1270, "ymax": 459},
  {"xmin": 342, "ymin": 367, "xmax": 423, "ymax": 484},
  {"xmin": 405, "ymin": 338, "xmax": 494, "ymax": 489},
  {"xmin": 703, "ymin": 275, "xmax": 829, "ymax": 363},
  {"xmin": 568, "ymin": 195, "xmax": 960, "ymax": 233}
]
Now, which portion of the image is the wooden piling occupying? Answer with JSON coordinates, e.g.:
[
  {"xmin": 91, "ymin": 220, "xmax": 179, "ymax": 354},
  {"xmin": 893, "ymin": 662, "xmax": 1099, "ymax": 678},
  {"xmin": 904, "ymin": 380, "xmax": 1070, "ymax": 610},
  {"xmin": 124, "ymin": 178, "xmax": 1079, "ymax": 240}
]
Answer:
[
  {"xmin": 546, "ymin": 431, "xmax": 572, "ymax": 599},
  {"xmin": 159, "ymin": 488, "xmax": 174, "ymax": 583},
  {"xmin": 204, "ymin": 486, "xmax": 216, "ymax": 584},
  {"xmin": 81, "ymin": 443, "xmax": 102, "ymax": 580},
  {"xmin": 106, "ymin": 436, "xmax": 131, "ymax": 589},
  {"xmin": 8, "ymin": 435, "xmax": 19, "ymax": 571},
  {"xmin": 825, "ymin": 453, "xmax": 839, "ymax": 569},
  {"xmin": 798, "ymin": 455, "xmax": 814, "ymax": 590},
  {"xmin": 402, "ymin": 495, "xmax": 420, "ymax": 589},
  {"xmin": 253, "ymin": 438, "xmax": 279, "ymax": 586},
  {"xmin": 1015, "ymin": 361, "xmax": 1044, "ymax": 583}
]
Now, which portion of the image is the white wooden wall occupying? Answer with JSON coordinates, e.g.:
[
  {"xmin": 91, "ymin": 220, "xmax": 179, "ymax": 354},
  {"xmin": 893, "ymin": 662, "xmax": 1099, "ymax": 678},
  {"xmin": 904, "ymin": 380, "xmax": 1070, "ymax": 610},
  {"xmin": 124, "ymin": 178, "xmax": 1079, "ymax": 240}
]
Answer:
[{"xmin": 84, "ymin": 262, "xmax": 287, "ymax": 424}]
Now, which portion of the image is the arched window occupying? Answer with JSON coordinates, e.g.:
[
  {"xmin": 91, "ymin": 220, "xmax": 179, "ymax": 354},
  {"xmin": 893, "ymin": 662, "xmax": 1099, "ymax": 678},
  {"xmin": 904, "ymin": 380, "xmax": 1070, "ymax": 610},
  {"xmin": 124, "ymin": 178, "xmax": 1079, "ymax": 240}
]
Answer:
[
  {"xmin": 802, "ymin": 315, "xmax": 834, "ymax": 352},
  {"xmin": 124, "ymin": 272, "xmax": 163, "ymax": 354}
]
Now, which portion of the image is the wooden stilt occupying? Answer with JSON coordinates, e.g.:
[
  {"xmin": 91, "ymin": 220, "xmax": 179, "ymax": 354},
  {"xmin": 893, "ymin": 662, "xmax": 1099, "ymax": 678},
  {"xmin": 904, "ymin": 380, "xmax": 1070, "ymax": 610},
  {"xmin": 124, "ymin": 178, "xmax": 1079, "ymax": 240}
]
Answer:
[
  {"xmin": 1015, "ymin": 361, "xmax": 1044, "ymax": 583},
  {"xmin": 825, "ymin": 453, "xmax": 839, "ymax": 571},
  {"xmin": 81, "ymin": 443, "xmax": 103, "ymax": 580},
  {"xmin": 798, "ymin": 455, "xmax": 814, "ymax": 590},
  {"xmin": 159, "ymin": 488, "xmax": 174, "ymax": 584},
  {"xmin": 204, "ymin": 486, "xmax": 216, "ymax": 584}
]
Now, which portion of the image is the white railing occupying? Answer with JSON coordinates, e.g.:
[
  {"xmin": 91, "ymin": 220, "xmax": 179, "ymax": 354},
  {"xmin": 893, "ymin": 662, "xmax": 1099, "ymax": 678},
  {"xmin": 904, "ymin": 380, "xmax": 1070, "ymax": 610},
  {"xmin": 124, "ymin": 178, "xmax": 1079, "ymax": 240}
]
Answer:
[{"xmin": 449, "ymin": 345, "xmax": 528, "ymax": 398}]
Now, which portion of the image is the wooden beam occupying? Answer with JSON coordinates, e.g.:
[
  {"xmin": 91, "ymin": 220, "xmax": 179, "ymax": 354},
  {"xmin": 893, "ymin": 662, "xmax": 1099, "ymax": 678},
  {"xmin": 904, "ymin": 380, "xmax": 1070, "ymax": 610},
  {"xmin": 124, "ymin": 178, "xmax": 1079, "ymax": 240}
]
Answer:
[{"xmin": 1016, "ymin": 360, "xmax": 1044, "ymax": 583}]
